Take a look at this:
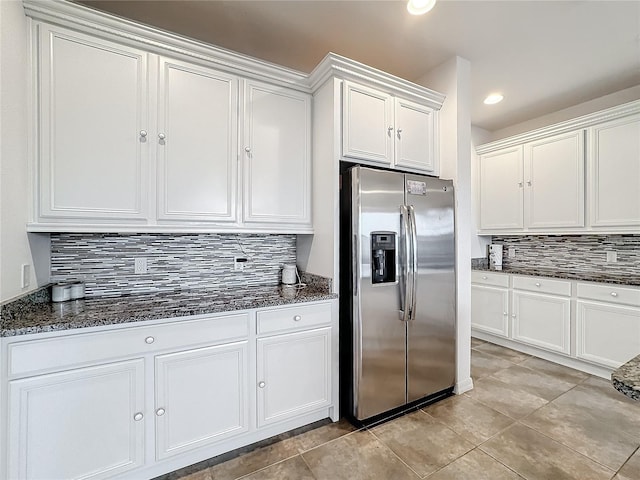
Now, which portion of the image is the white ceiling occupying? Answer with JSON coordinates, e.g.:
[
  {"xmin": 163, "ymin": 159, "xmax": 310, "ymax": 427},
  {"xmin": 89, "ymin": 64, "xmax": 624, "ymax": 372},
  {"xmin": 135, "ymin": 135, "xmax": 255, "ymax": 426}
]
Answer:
[{"xmin": 78, "ymin": 0, "xmax": 640, "ymax": 131}]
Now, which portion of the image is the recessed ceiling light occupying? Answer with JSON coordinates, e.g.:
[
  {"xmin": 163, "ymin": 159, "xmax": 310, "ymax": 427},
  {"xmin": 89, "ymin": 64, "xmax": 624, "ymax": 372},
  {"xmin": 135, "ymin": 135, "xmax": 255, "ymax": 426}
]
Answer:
[
  {"xmin": 407, "ymin": 0, "xmax": 437, "ymax": 15},
  {"xmin": 483, "ymin": 93, "xmax": 504, "ymax": 105}
]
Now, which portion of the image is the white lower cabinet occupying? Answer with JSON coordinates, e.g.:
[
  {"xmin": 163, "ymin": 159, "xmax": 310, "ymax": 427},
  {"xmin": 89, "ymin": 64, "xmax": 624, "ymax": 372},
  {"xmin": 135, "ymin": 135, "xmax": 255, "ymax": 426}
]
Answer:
[
  {"xmin": 512, "ymin": 291, "xmax": 570, "ymax": 355},
  {"xmin": 8, "ymin": 359, "xmax": 146, "ymax": 480},
  {"xmin": 257, "ymin": 328, "xmax": 331, "ymax": 427},
  {"xmin": 471, "ymin": 285, "xmax": 509, "ymax": 337},
  {"xmin": 2, "ymin": 301, "xmax": 337, "ymax": 480},
  {"xmin": 154, "ymin": 341, "xmax": 249, "ymax": 460}
]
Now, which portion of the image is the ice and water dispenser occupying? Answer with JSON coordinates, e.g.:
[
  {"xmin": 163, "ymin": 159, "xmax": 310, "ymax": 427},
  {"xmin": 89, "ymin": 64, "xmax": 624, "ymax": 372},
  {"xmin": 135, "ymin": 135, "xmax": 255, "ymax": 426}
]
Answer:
[{"xmin": 370, "ymin": 232, "xmax": 396, "ymax": 284}]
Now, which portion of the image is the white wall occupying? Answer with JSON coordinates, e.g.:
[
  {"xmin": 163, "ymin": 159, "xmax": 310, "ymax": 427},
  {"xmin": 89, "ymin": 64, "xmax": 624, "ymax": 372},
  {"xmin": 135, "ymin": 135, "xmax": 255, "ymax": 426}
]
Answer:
[
  {"xmin": 0, "ymin": 0, "xmax": 50, "ymax": 303},
  {"xmin": 417, "ymin": 56, "xmax": 473, "ymax": 395},
  {"xmin": 470, "ymin": 126, "xmax": 491, "ymax": 259},
  {"xmin": 489, "ymin": 84, "xmax": 640, "ymax": 141}
]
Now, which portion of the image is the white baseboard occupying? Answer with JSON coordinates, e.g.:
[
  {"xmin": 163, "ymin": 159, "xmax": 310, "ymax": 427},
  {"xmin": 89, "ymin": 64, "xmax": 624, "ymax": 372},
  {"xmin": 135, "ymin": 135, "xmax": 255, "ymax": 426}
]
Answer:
[{"xmin": 454, "ymin": 376, "xmax": 474, "ymax": 394}]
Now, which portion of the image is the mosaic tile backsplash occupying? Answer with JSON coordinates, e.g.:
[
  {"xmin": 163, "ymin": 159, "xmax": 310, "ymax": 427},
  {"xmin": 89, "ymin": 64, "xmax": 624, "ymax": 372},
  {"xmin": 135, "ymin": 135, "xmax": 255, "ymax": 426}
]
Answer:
[
  {"xmin": 50, "ymin": 234, "xmax": 297, "ymax": 297},
  {"xmin": 491, "ymin": 235, "xmax": 640, "ymax": 277}
]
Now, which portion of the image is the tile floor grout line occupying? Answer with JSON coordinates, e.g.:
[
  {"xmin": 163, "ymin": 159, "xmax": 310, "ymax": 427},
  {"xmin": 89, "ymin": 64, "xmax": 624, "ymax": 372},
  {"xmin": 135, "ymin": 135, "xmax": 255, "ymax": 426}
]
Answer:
[
  {"xmin": 365, "ymin": 425, "xmax": 425, "ymax": 479},
  {"xmin": 614, "ymin": 444, "xmax": 640, "ymax": 477},
  {"xmin": 231, "ymin": 451, "xmax": 301, "ymax": 480},
  {"xmin": 299, "ymin": 451, "xmax": 320, "ymax": 480},
  {"xmin": 295, "ymin": 424, "xmax": 364, "ymax": 455},
  {"xmin": 508, "ymin": 420, "xmax": 618, "ymax": 475}
]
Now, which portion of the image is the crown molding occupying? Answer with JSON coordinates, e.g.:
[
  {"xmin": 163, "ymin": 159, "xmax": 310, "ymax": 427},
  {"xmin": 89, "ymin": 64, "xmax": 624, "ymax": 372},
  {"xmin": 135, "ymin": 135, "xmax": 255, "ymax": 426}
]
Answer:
[
  {"xmin": 309, "ymin": 53, "xmax": 445, "ymax": 110},
  {"xmin": 476, "ymin": 99, "xmax": 640, "ymax": 154},
  {"xmin": 23, "ymin": 0, "xmax": 309, "ymax": 91}
]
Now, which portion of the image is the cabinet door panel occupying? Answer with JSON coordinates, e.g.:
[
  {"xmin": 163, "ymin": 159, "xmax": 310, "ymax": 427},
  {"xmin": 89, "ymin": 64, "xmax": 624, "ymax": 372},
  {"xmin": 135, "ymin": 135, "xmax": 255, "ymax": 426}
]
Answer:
[
  {"xmin": 589, "ymin": 115, "xmax": 640, "ymax": 227},
  {"xmin": 155, "ymin": 341, "xmax": 249, "ymax": 459},
  {"xmin": 512, "ymin": 291, "xmax": 570, "ymax": 354},
  {"xmin": 394, "ymin": 98, "xmax": 435, "ymax": 173},
  {"xmin": 8, "ymin": 360, "xmax": 145, "ymax": 480},
  {"xmin": 478, "ymin": 147, "xmax": 523, "ymax": 230},
  {"xmin": 257, "ymin": 328, "xmax": 331, "ymax": 427},
  {"xmin": 243, "ymin": 80, "xmax": 311, "ymax": 225},
  {"xmin": 39, "ymin": 25, "xmax": 148, "ymax": 220},
  {"xmin": 576, "ymin": 301, "xmax": 640, "ymax": 368},
  {"xmin": 157, "ymin": 58, "xmax": 238, "ymax": 222},
  {"xmin": 471, "ymin": 285, "xmax": 509, "ymax": 337},
  {"xmin": 342, "ymin": 81, "xmax": 393, "ymax": 165},
  {"xmin": 524, "ymin": 131, "xmax": 585, "ymax": 228}
]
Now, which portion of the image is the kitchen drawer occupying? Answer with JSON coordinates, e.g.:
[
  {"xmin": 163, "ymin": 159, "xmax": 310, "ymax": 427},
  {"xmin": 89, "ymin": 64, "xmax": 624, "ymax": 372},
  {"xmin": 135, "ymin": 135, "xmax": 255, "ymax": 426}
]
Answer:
[
  {"xmin": 471, "ymin": 271, "xmax": 509, "ymax": 288},
  {"xmin": 7, "ymin": 312, "xmax": 250, "ymax": 378},
  {"xmin": 257, "ymin": 302, "xmax": 332, "ymax": 336},
  {"xmin": 577, "ymin": 283, "xmax": 640, "ymax": 307},
  {"xmin": 512, "ymin": 276, "xmax": 571, "ymax": 296}
]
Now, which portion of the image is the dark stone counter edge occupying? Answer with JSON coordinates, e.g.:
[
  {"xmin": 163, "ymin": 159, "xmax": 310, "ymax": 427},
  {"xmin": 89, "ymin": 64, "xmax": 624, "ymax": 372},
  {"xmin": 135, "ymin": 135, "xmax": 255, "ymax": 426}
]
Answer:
[
  {"xmin": 1, "ymin": 291, "xmax": 338, "ymax": 337},
  {"xmin": 471, "ymin": 266, "xmax": 640, "ymax": 287},
  {"xmin": 611, "ymin": 355, "xmax": 640, "ymax": 402}
]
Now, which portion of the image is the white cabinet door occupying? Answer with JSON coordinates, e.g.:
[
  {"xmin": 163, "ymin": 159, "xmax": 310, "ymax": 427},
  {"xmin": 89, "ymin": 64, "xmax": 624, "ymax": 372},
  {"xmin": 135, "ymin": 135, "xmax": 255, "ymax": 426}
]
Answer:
[
  {"xmin": 394, "ymin": 98, "xmax": 436, "ymax": 173},
  {"xmin": 478, "ymin": 147, "xmax": 524, "ymax": 230},
  {"xmin": 512, "ymin": 291, "xmax": 570, "ymax": 354},
  {"xmin": 242, "ymin": 80, "xmax": 311, "ymax": 226},
  {"xmin": 471, "ymin": 285, "xmax": 509, "ymax": 337},
  {"xmin": 524, "ymin": 131, "xmax": 585, "ymax": 228},
  {"xmin": 589, "ymin": 114, "xmax": 640, "ymax": 227},
  {"xmin": 342, "ymin": 81, "xmax": 394, "ymax": 165},
  {"xmin": 154, "ymin": 341, "xmax": 249, "ymax": 460},
  {"xmin": 157, "ymin": 58, "xmax": 238, "ymax": 223},
  {"xmin": 8, "ymin": 359, "xmax": 145, "ymax": 480},
  {"xmin": 38, "ymin": 24, "xmax": 148, "ymax": 221},
  {"xmin": 257, "ymin": 327, "xmax": 331, "ymax": 427},
  {"xmin": 576, "ymin": 300, "xmax": 640, "ymax": 368}
]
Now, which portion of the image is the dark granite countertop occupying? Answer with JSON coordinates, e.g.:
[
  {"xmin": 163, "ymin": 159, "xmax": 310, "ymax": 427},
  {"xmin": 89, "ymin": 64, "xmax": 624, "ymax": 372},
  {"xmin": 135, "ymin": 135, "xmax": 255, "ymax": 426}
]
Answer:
[
  {"xmin": 612, "ymin": 355, "xmax": 640, "ymax": 401},
  {"xmin": 1, "ymin": 284, "xmax": 337, "ymax": 337},
  {"xmin": 471, "ymin": 266, "xmax": 640, "ymax": 287}
]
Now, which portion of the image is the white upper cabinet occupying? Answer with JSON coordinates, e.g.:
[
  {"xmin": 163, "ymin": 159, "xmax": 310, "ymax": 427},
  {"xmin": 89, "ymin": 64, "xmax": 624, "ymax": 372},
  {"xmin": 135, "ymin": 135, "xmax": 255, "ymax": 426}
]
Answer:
[
  {"xmin": 524, "ymin": 130, "xmax": 585, "ymax": 229},
  {"xmin": 476, "ymin": 101, "xmax": 640, "ymax": 234},
  {"xmin": 243, "ymin": 80, "xmax": 311, "ymax": 226},
  {"xmin": 342, "ymin": 82, "xmax": 394, "ymax": 165},
  {"xmin": 342, "ymin": 81, "xmax": 438, "ymax": 174},
  {"xmin": 38, "ymin": 24, "xmax": 149, "ymax": 222},
  {"xmin": 156, "ymin": 58, "xmax": 238, "ymax": 224},
  {"xmin": 589, "ymin": 114, "xmax": 640, "ymax": 228},
  {"xmin": 478, "ymin": 147, "xmax": 524, "ymax": 230}
]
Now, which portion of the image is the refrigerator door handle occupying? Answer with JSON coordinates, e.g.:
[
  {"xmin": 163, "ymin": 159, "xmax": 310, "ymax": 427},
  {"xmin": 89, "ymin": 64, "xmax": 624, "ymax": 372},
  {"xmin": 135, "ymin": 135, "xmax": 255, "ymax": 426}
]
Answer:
[
  {"xmin": 400, "ymin": 205, "xmax": 412, "ymax": 322},
  {"xmin": 408, "ymin": 205, "xmax": 418, "ymax": 321}
]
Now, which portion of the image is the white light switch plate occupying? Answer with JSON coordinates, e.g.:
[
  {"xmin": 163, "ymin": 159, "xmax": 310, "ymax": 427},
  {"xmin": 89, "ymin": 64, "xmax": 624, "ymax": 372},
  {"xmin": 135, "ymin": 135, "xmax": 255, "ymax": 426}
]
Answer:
[
  {"xmin": 134, "ymin": 257, "xmax": 148, "ymax": 274},
  {"xmin": 21, "ymin": 264, "xmax": 30, "ymax": 289},
  {"xmin": 508, "ymin": 248, "xmax": 516, "ymax": 258},
  {"xmin": 606, "ymin": 251, "xmax": 617, "ymax": 263}
]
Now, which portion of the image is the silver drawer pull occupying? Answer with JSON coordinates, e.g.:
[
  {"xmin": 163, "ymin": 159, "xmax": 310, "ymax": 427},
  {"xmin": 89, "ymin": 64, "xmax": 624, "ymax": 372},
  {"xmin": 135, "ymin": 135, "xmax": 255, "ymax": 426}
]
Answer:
[
  {"xmin": 535, "ymin": 282, "xmax": 541, "ymax": 287},
  {"xmin": 133, "ymin": 412, "xmax": 144, "ymax": 421},
  {"xmin": 145, "ymin": 336, "xmax": 155, "ymax": 344},
  {"xmin": 482, "ymin": 276, "xmax": 488, "ymax": 280},
  {"xmin": 293, "ymin": 315, "xmax": 302, "ymax": 321},
  {"xmin": 156, "ymin": 408, "xmax": 165, "ymax": 416},
  {"xmin": 258, "ymin": 381, "xmax": 266, "ymax": 388},
  {"xmin": 611, "ymin": 292, "xmax": 618, "ymax": 297}
]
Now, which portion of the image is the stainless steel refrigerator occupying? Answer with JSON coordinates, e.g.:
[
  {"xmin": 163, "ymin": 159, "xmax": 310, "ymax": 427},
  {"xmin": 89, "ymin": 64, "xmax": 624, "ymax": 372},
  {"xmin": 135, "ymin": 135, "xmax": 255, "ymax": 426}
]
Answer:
[{"xmin": 340, "ymin": 165, "xmax": 456, "ymax": 422}]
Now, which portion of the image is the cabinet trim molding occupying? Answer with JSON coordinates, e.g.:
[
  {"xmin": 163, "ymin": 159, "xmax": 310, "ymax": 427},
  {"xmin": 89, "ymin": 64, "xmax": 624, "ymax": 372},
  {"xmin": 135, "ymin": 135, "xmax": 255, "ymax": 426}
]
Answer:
[{"xmin": 477, "ymin": 99, "xmax": 640, "ymax": 154}]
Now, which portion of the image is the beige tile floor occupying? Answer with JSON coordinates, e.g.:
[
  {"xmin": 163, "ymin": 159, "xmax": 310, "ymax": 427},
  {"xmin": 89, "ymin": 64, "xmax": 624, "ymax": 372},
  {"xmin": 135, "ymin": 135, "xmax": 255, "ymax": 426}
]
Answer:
[{"xmin": 161, "ymin": 338, "xmax": 640, "ymax": 480}]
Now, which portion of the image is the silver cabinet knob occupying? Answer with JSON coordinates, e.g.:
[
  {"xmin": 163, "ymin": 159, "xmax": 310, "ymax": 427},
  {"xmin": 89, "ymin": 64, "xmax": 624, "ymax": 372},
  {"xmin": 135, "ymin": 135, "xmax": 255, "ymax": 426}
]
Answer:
[
  {"xmin": 145, "ymin": 336, "xmax": 155, "ymax": 344},
  {"xmin": 503, "ymin": 312, "xmax": 508, "ymax": 316},
  {"xmin": 158, "ymin": 133, "xmax": 166, "ymax": 140},
  {"xmin": 397, "ymin": 128, "xmax": 403, "ymax": 138},
  {"xmin": 258, "ymin": 381, "xmax": 266, "ymax": 388},
  {"xmin": 293, "ymin": 315, "xmax": 302, "ymax": 321},
  {"xmin": 611, "ymin": 292, "xmax": 618, "ymax": 297},
  {"xmin": 518, "ymin": 182, "xmax": 523, "ymax": 187},
  {"xmin": 133, "ymin": 412, "xmax": 144, "ymax": 421},
  {"xmin": 511, "ymin": 314, "xmax": 516, "ymax": 318},
  {"xmin": 388, "ymin": 126, "xmax": 394, "ymax": 135},
  {"xmin": 245, "ymin": 146, "xmax": 251, "ymax": 153},
  {"xmin": 139, "ymin": 130, "xmax": 147, "ymax": 138},
  {"xmin": 156, "ymin": 408, "xmax": 165, "ymax": 416},
  {"xmin": 535, "ymin": 282, "xmax": 541, "ymax": 287},
  {"xmin": 527, "ymin": 181, "xmax": 532, "ymax": 186},
  {"xmin": 482, "ymin": 276, "xmax": 488, "ymax": 280}
]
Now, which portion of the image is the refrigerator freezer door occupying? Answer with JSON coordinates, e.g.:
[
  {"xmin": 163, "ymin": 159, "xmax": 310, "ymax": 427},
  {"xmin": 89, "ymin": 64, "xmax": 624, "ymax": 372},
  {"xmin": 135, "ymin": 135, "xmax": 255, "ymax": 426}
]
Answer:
[
  {"xmin": 405, "ymin": 175, "xmax": 456, "ymax": 402},
  {"xmin": 352, "ymin": 167, "xmax": 407, "ymax": 420}
]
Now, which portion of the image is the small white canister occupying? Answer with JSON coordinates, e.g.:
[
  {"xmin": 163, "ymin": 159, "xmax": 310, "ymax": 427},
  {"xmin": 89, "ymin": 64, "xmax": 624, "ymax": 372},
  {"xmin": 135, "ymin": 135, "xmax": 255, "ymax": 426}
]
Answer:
[
  {"xmin": 281, "ymin": 265, "xmax": 298, "ymax": 285},
  {"xmin": 51, "ymin": 282, "xmax": 72, "ymax": 302},
  {"xmin": 69, "ymin": 281, "xmax": 86, "ymax": 300}
]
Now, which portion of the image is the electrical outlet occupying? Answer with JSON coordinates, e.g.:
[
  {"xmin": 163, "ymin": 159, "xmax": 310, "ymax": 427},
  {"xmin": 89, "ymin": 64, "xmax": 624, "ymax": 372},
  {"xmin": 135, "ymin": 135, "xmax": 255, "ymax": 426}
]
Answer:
[
  {"xmin": 21, "ymin": 264, "xmax": 30, "ymax": 289},
  {"xmin": 234, "ymin": 257, "xmax": 248, "ymax": 271},
  {"xmin": 508, "ymin": 248, "xmax": 516, "ymax": 258},
  {"xmin": 606, "ymin": 251, "xmax": 617, "ymax": 263},
  {"xmin": 134, "ymin": 257, "xmax": 148, "ymax": 274}
]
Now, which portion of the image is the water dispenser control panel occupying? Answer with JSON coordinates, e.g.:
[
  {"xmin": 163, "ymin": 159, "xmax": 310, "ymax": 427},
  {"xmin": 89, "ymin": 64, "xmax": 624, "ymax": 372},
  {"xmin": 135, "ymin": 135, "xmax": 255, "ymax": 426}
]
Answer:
[{"xmin": 371, "ymin": 232, "xmax": 396, "ymax": 284}]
